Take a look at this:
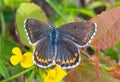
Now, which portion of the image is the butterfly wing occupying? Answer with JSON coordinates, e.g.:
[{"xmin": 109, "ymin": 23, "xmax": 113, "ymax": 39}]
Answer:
[
  {"xmin": 55, "ymin": 35, "xmax": 81, "ymax": 69},
  {"xmin": 24, "ymin": 18, "xmax": 54, "ymax": 68},
  {"xmin": 24, "ymin": 18, "xmax": 51, "ymax": 44},
  {"xmin": 55, "ymin": 21, "xmax": 97, "ymax": 69},
  {"xmin": 33, "ymin": 34, "xmax": 55, "ymax": 68},
  {"xmin": 58, "ymin": 21, "xmax": 97, "ymax": 48}
]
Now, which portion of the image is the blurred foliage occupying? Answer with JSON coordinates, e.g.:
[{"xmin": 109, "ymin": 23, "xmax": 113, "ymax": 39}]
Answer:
[
  {"xmin": 3, "ymin": 0, "xmax": 30, "ymax": 8},
  {"xmin": 0, "ymin": 62, "xmax": 9, "ymax": 78},
  {"xmin": 0, "ymin": 0, "xmax": 120, "ymax": 82},
  {"xmin": 106, "ymin": 42, "xmax": 120, "ymax": 60}
]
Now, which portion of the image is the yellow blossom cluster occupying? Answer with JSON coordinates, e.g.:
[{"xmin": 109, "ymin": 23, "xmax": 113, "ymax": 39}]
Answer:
[{"xmin": 41, "ymin": 67, "xmax": 67, "ymax": 82}]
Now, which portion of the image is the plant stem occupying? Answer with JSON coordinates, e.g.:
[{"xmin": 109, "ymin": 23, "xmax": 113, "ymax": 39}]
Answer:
[
  {"xmin": 0, "ymin": 0, "xmax": 5, "ymax": 36},
  {"xmin": 0, "ymin": 12, "xmax": 5, "ymax": 36},
  {"xmin": 1, "ymin": 66, "xmax": 35, "ymax": 82},
  {"xmin": 0, "ymin": 12, "xmax": 5, "ymax": 58}
]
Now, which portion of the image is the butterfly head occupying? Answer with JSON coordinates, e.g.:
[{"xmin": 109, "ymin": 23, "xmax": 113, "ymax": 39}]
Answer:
[{"xmin": 48, "ymin": 22, "xmax": 56, "ymax": 29}]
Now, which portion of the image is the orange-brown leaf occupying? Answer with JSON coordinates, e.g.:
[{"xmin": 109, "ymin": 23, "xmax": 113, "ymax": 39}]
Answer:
[
  {"xmin": 99, "ymin": 56, "xmax": 117, "ymax": 66},
  {"xmin": 66, "ymin": 56, "xmax": 119, "ymax": 82},
  {"xmin": 67, "ymin": 68, "xmax": 81, "ymax": 82},
  {"xmin": 107, "ymin": 65, "xmax": 120, "ymax": 80},
  {"xmin": 90, "ymin": 7, "xmax": 120, "ymax": 50}
]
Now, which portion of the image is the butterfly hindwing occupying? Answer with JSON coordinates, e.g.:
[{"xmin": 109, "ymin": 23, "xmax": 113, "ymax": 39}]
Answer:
[
  {"xmin": 33, "ymin": 34, "xmax": 55, "ymax": 68},
  {"xmin": 58, "ymin": 21, "xmax": 97, "ymax": 47},
  {"xmin": 24, "ymin": 18, "xmax": 50, "ymax": 44},
  {"xmin": 55, "ymin": 35, "xmax": 80, "ymax": 69}
]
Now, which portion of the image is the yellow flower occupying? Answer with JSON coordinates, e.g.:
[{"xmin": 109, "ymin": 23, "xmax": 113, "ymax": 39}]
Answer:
[
  {"xmin": 10, "ymin": 47, "xmax": 34, "ymax": 68},
  {"xmin": 41, "ymin": 67, "xmax": 67, "ymax": 82}
]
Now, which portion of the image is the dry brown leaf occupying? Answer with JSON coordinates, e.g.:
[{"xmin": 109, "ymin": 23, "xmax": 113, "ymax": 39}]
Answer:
[
  {"xmin": 107, "ymin": 65, "xmax": 120, "ymax": 80},
  {"xmin": 66, "ymin": 55, "xmax": 119, "ymax": 82},
  {"xmin": 90, "ymin": 6, "xmax": 120, "ymax": 50},
  {"xmin": 66, "ymin": 68, "xmax": 81, "ymax": 82},
  {"xmin": 99, "ymin": 55, "xmax": 117, "ymax": 66}
]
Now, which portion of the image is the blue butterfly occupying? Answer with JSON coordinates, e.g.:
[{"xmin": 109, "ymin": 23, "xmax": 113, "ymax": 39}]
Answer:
[{"xmin": 24, "ymin": 18, "xmax": 97, "ymax": 69}]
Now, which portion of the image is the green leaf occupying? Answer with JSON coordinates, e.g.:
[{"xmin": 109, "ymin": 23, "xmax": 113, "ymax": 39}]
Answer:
[
  {"xmin": 0, "ymin": 62, "xmax": 9, "ymax": 78},
  {"xmin": 36, "ymin": 68, "xmax": 44, "ymax": 82},
  {"xmin": 16, "ymin": 3, "xmax": 48, "ymax": 46},
  {"xmin": 106, "ymin": 48, "xmax": 119, "ymax": 60},
  {"xmin": 36, "ymin": 74, "xmax": 44, "ymax": 82},
  {"xmin": 106, "ymin": 42, "xmax": 120, "ymax": 60},
  {"xmin": 88, "ymin": 1, "xmax": 105, "ymax": 10},
  {"xmin": 116, "ymin": 42, "xmax": 120, "ymax": 49},
  {"xmin": 3, "ymin": 0, "xmax": 31, "ymax": 8},
  {"xmin": 65, "ymin": 8, "xmax": 95, "ymax": 17},
  {"xmin": 0, "ymin": 0, "xmax": 4, "ymax": 10},
  {"xmin": 1, "ymin": 66, "xmax": 35, "ymax": 82},
  {"xmin": 27, "ymin": 69, "xmax": 35, "ymax": 82},
  {"xmin": 0, "ymin": 12, "xmax": 6, "ymax": 36},
  {"xmin": 111, "ymin": 1, "xmax": 120, "ymax": 7},
  {"xmin": 3, "ymin": 7, "xmax": 14, "ymax": 22}
]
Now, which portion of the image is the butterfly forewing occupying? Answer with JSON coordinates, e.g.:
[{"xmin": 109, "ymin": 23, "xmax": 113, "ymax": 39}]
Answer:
[
  {"xmin": 58, "ymin": 21, "xmax": 97, "ymax": 48},
  {"xmin": 24, "ymin": 18, "xmax": 51, "ymax": 44},
  {"xmin": 24, "ymin": 18, "xmax": 54, "ymax": 68}
]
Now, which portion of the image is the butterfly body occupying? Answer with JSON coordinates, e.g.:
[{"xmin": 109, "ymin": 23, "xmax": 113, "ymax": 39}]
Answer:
[
  {"xmin": 24, "ymin": 18, "xmax": 97, "ymax": 69},
  {"xmin": 50, "ymin": 26, "xmax": 58, "ymax": 44}
]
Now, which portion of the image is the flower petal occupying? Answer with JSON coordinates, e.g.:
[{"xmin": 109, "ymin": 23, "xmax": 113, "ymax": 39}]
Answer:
[
  {"xmin": 44, "ymin": 77, "xmax": 56, "ymax": 82},
  {"xmin": 12, "ymin": 47, "xmax": 22, "ymax": 56},
  {"xmin": 55, "ymin": 67, "xmax": 67, "ymax": 81},
  {"xmin": 47, "ymin": 69, "xmax": 56, "ymax": 79},
  {"xmin": 20, "ymin": 52, "xmax": 34, "ymax": 68},
  {"xmin": 42, "ymin": 67, "xmax": 67, "ymax": 82},
  {"xmin": 10, "ymin": 55, "xmax": 22, "ymax": 65}
]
